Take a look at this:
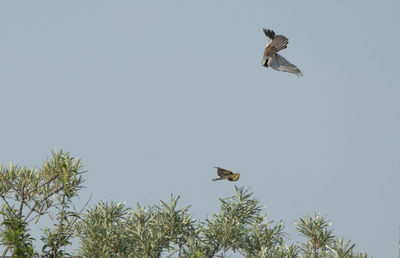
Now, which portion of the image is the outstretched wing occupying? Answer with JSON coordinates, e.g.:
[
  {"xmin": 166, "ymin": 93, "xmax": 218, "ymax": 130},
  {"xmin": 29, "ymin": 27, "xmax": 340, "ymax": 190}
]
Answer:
[
  {"xmin": 270, "ymin": 53, "xmax": 303, "ymax": 76},
  {"xmin": 215, "ymin": 167, "xmax": 233, "ymax": 177}
]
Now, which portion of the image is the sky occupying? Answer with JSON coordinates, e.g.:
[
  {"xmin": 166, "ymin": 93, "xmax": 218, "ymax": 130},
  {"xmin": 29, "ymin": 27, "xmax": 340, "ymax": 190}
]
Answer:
[{"xmin": 1, "ymin": 1, "xmax": 400, "ymax": 256}]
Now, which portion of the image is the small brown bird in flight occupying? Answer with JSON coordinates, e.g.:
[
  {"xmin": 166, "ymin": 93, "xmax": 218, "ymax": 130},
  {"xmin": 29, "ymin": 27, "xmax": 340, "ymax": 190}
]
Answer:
[
  {"xmin": 261, "ymin": 28, "xmax": 303, "ymax": 76},
  {"xmin": 212, "ymin": 167, "xmax": 240, "ymax": 182}
]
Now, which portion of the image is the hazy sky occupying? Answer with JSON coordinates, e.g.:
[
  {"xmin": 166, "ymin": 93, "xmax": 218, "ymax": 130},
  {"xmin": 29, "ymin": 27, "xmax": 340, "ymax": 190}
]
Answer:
[{"xmin": 1, "ymin": 1, "xmax": 399, "ymax": 256}]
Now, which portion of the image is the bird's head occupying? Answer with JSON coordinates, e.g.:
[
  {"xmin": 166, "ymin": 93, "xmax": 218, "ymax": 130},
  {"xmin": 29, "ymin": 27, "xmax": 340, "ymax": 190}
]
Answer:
[
  {"xmin": 231, "ymin": 173, "xmax": 240, "ymax": 181},
  {"xmin": 261, "ymin": 56, "xmax": 269, "ymax": 67}
]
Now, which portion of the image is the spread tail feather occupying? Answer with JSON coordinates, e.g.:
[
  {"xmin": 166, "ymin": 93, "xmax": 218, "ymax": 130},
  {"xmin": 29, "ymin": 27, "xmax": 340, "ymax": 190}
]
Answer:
[{"xmin": 269, "ymin": 35, "xmax": 288, "ymax": 52}]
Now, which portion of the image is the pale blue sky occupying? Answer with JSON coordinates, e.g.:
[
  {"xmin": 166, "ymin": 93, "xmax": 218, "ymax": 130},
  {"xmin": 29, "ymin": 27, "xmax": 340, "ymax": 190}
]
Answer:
[{"xmin": 1, "ymin": 1, "xmax": 399, "ymax": 256}]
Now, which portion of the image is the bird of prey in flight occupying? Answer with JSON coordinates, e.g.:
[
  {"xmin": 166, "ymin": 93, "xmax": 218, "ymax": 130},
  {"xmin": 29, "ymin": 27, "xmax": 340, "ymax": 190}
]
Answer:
[
  {"xmin": 261, "ymin": 28, "xmax": 303, "ymax": 77},
  {"xmin": 212, "ymin": 167, "xmax": 240, "ymax": 182}
]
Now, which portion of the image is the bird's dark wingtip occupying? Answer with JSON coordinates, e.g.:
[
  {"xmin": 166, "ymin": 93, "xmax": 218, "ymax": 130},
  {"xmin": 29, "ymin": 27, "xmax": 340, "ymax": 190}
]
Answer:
[{"xmin": 263, "ymin": 28, "xmax": 275, "ymax": 39}]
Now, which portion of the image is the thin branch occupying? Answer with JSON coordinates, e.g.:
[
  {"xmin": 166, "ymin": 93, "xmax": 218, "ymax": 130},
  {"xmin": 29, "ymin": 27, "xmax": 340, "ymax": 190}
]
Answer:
[
  {"xmin": 18, "ymin": 184, "xmax": 25, "ymax": 217},
  {"xmin": 64, "ymin": 194, "xmax": 93, "ymax": 241},
  {"xmin": 236, "ymin": 248, "xmax": 248, "ymax": 257},
  {"xmin": 0, "ymin": 170, "xmax": 19, "ymax": 258},
  {"xmin": 23, "ymin": 185, "xmax": 65, "ymax": 223},
  {"xmin": 166, "ymin": 227, "xmax": 203, "ymax": 258},
  {"xmin": 25, "ymin": 201, "xmax": 46, "ymax": 224},
  {"xmin": 26, "ymin": 174, "xmax": 60, "ymax": 198},
  {"xmin": 1, "ymin": 247, "xmax": 9, "ymax": 258},
  {"xmin": 0, "ymin": 195, "xmax": 12, "ymax": 210}
]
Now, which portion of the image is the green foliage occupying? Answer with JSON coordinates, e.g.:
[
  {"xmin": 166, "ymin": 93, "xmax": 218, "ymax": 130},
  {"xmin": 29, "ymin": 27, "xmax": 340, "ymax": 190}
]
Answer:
[
  {"xmin": 77, "ymin": 196, "xmax": 195, "ymax": 257},
  {"xmin": 296, "ymin": 213, "xmax": 335, "ymax": 256},
  {"xmin": 329, "ymin": 237, "xmax": 368, "ymax": 258},
  {"xmin": 0, "ymin": 152, "xmax": 370, "ymax": 257},
  {"xmin": 296, "ymin": 214, "xmax": 368, "ymax": 258},
  {"xmin": 0, "ymin": 150, "xmax": 85, "ymax": 257},
  {"xmin": 40, "ymin": 206, "xmax": 79, "ymax": 258},
  {"xmin": 0, "ymin": 206, "xmax": 37, "ymax": 257},
  {"xmin": 77, "ymin": 186, "xmax": 368, "ymax": 257},
  {"xmin": 187, "ymin": 186, "xmax": 288, "ymax": 257},
  {"xmin": 75, "ymin": 201, "xmax": 131, "ymax": 257}
]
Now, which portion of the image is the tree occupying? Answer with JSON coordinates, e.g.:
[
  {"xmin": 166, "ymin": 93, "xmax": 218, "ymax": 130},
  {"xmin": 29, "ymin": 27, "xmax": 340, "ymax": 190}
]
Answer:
[
  {"xmin": 77, "ymin": 187, "xmax": 368, "ymax": 257},
  {"xmin": 1, "ymin": 152, "xmax": 369, "ymax": 257},
  {"xmin": 0, "ymin": 150, "xmax": 85, "ymax": 257}
]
